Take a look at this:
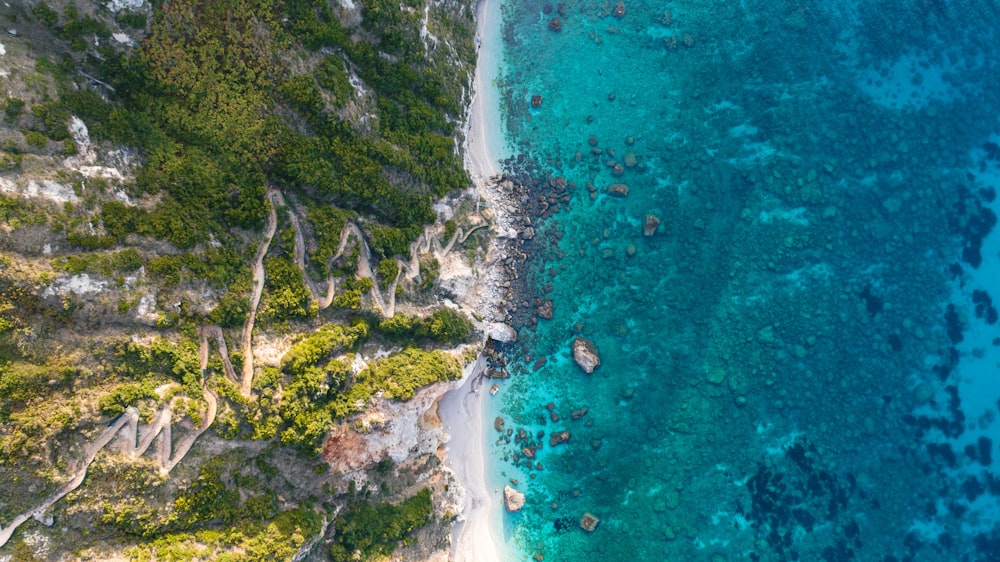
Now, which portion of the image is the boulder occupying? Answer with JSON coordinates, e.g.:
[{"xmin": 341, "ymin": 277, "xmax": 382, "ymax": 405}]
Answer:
[
  {"xmin": 536, "ymin": 300, "xmax": 553, "ymax": 319},
  {"xmin": 608, "ymin": 183, "xmax": 629, "ymax": 197},
  {"xmin": 548, "ymin": 17, "xmax": 562, "ymax": 31},
  {"xmin": 488, "ymin": 322, "xmax": 517, "ymax": 343},
  {"xmin": 572, "ymin": 337, "xmax": 601, "ymax": 373},
  {"xmin": 612, "ymin": 2, "xmax": 625, "ymax": 18},
  {"xmin": 549, "ymin": 430, "xmax": 570, "ymax": 446},
  {"xmin": 580, "ymin": 512, "xmax": 600, "ymax": 532},
  {"xmin": 644, "ymin": 214, "xmax": 660, "ymax": 236},
  {"xmin": 504, "ymin": 485, "xmax": 526, "ymax": 512},
  {"xmin": 531, "ymin": 94, "xmax": 543, "ymax": 107}
]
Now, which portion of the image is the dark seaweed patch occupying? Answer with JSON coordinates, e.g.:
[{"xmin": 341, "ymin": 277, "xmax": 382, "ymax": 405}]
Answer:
[
  {"xmin": 859, "ymin": 285, "xmax": 884, "ymax": 317},
  {"xmin": 945, "ymin": 304, "xmax": 964, "ymax": 344}
]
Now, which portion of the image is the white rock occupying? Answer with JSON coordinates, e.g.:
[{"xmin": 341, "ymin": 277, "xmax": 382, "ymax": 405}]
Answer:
[
  {"xmin": 503, "ymin": 485, "xmax": 525, "ymax": 512},
  {"xmin": 488, "ymin": 322, "xmax": 517, "ymax": 343},
  {"xmin": 572, "ymin": 337, "xmax": 601, "ymax": 374}
]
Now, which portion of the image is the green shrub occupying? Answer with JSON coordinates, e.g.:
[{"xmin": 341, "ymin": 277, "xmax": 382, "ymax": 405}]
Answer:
[
  {"xmin": 4, "ymin": 98, "xmax": 25, "ymax": 121},
  {"xmin": 376, "ymin": 258, "xmax": 398, "ymax": 290},
  {"xmin": 261, "ymin": 256, "xmax": 316, "ymax": 323},
  {"xmin": 97, "ymin": 381, "xmax": 158, "ymax": 416},
  {"xmin": 359, "ymin": 347, "xmax": 461, "ymax": 401},
  {"xmin": 329, "ymin": 488, "xmax": 433, "ymax": 562},
  {"xmin": 280, "ymin": 319, "xmax": 368, "ymax": 375},
  {"xmin": 23, "ymin": 130, "xmax": 48, "ymax": 148}
]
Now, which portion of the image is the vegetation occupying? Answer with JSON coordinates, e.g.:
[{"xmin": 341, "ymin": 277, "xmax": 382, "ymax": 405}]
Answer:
[
  {"xmin": 377, "ymin": 307, "xmax": 473, "ymax": 344},
  {"xmin": 280, "ymin": 319, "xmax": 369, "ymax": 376},
  {"xmin": 0, "ymin": 0, "xmax": 479, "ymax": 557},
  {"xmin": 329, "ymin": 488, "xmax": 433, "ymax": 562}
]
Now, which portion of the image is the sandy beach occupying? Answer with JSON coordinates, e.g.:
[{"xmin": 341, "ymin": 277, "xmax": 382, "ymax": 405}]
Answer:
[{"xmin": 442, "ymin": 0, "xmax": 509, "ymax": 560}]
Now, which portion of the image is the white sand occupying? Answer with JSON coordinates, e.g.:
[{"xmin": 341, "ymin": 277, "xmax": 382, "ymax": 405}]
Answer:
[
  {"xmin": 463, "ymin": 0, "xmax": 508, "ymax": 183},
  {"xmin": 440, "ymin": 357, "xmax": 502, "ymax": 562},
  {"xmin": 443, "ymin": 0, "xmax": 510, "ymax": 560}
]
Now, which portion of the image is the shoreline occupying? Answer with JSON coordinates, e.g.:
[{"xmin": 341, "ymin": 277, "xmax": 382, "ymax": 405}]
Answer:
[{"xmin": 442, "ymin": 0, "xmax": 513, "ymax": 560}]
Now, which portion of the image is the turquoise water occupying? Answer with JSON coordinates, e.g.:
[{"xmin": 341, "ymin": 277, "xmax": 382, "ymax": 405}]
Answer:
[{"xmin": 487, "ymin": 1, "xmax": 1000, "ymax": 560}]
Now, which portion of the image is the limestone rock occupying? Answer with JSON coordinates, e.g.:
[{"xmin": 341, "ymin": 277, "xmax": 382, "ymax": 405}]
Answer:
[
  {"xmin": 504, "ymin": 485, "xmax": 526, "ymax": 512},
  {"xmin": 572, "ymin": 337, "xmax": 601, "ymax": 373},
  {"xmin": 488, "ymin": 322, "xmax": 517, "ymax": 343},
  {"xmin": 580, "ymin": 512, "xmax": 600, "ymax": 532}
]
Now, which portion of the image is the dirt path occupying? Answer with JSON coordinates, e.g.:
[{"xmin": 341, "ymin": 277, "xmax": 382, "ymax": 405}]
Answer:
[
  {"xmin": 240, "ymin": 189, "xmax": 279, "ymax": 397},
  {"xmin": 273, "ymin": 192, "xmax": 336, "ymax": 309},
  {"xmin": 0, "ymin": 383, "xmax": 218, "ymax": 548},
  {"xmin": 1, "ymin": 187, "xmax": 281, "ymax": 549},
  {"xmin": 200, "ymin": 325, "xmax": 238, "ymax": 383}
]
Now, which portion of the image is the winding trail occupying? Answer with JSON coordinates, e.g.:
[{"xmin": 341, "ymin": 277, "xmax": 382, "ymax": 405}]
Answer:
[
  {"xmin": 0, "ymin": 383, "xmax": 218, "ymax": 548},
  {"xmin": 283, "ymin": 207, "xmax": 488, "ymax": 319},
  {"xmin": 274, "ymin": 192, "xmax": 337, "ymax": 309},
  {"xmin": 240, "ymin": 189, "xmax": 279, "ymax": 397},
  {"xmin": 200, "ymin": 325, "xmax": 238, "ymax": 383},
  {"xmin": 0, "ymin": 188, "xmax": 285, "ymax": 549}
]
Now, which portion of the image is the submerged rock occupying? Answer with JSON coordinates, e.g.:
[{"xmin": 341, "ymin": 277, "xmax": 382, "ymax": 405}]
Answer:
[
  {"xmin": 504, "ymin": 485, "xmax": 526, "ymax": 512},
  {"xmin": 580, "ymin": 512, "xmax": 600, "ymax": 531},
  {"xmin": 572, "ymin": 337, "xmax": 601, "ymax": 373},
  {"xmin": 608, "ymin": 183, "xmax": 629, "ymax": 197},
  {"xmin": 644, "ymin": 214, "xmax": 660, "ymax": 236},
  {"xmin": 549, "ymin": 430, "xmax": 570, "ymax": 446},
  {"xmin": 612, "ymin": 2, "xmax": 625, "ymax": 18}
]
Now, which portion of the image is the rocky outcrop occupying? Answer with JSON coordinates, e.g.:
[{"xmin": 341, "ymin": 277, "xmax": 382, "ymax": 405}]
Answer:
[
  {"xmin": 504, "ymin": 485, "xmax": 525, "ymax": 512},
  {"xmin": 572, "ymin": 337, "xmax": 601, "ymax": 373}
]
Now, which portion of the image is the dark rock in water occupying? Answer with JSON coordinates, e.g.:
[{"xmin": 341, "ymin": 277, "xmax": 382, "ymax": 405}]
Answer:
[
  {"xmin": 580, "ymin": 512, "xmax": 600, "ymax": 532},
  {"xmin": 887, "ymin": 333, "xmax": 902, "ymax": 352},
  {"xmin": 588, "ymin": 134, "xmax": 598, "ymax": 147},
  {"xmin": 977, "ymin": 436, "xmax": 993, "ymax": 466},
  {"xmin": 945, "ymin": 304, "xmax": 964, "ymax": 344},
  {"xmin": 644, "ymin": 214, "xmax": 660, "ymax": 236},
  {"xmin": 858, "ymin": 285, "xmax": 883, "ymax": 316},
  {"xmin": 533, "ymin": 356, "xmax": 547, "ymax": 371},
  {"xmin": 542, "ymin": 3, "xmax": 553, "ymax": 14},
  {"xmin": 531, "ymin": 94, "xmax": 544, "ymax": 107},
  {"xmin": 536, "ymin": 300, "xmax": 553, "ymax": 320},
  {"xmin": 548, "ymin": 17, "xmax": 562, "ymax": 32},
  {"xmin": 548, "ymin": 430, "xmax": 570, "ymax": 447},
  {"xmin": 608, "ymin": 183, "xmax": 629, "ymax": 197},
  {"xmin": 612, "ymin": 1, "xmax": 625, "ymax": 18},
  {"xmin": 571, "ymin": 406, "xmax": 589, "ymax": 420},
  {"xmin": 494, "ymin": 416, "xmax": 505, "ymax": 432}
]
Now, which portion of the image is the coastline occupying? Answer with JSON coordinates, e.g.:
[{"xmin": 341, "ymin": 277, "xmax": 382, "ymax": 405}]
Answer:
[{"xmin": 442, "ymin": 0, "xmax": 511, "ymax": 560}]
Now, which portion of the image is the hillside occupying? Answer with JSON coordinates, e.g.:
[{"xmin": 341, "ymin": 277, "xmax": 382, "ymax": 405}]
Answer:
[{"xmin": 0, "ymin": 0, "xmax": 489, "ymax": 559}]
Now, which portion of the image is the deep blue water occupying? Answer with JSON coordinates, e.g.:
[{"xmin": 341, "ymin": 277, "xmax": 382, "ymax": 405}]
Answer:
[{"xmin": 488, "ymin": 1, "xmax": 1000, "ymax": 560}]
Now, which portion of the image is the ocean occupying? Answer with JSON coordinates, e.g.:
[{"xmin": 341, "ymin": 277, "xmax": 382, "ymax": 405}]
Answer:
[{"xmin": 485, "ymin": 0, "xmax": 1000, "ymax": 560}]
